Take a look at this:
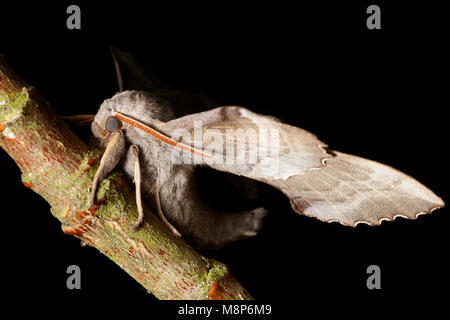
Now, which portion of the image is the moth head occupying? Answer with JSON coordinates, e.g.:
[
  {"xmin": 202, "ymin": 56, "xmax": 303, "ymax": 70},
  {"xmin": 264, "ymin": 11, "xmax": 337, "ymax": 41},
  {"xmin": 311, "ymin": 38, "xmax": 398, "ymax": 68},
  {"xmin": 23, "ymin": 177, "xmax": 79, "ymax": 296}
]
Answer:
[
  {"xmin": 92, "ymin": 90, "xmax": 174, "ymax": 138},
  {"xmin": 89, "ymin": 115, "xmax": 119, "ymax": 150}
]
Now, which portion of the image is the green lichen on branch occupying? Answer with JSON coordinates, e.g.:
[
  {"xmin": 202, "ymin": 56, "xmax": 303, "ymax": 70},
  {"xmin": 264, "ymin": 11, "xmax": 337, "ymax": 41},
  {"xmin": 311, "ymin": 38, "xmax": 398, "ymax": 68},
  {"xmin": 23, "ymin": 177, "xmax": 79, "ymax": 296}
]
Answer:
[
  {"xmin": 204, "ymin": 259, "xmax": 229, "ymax": 283},
  {"xmin": 49, "ymin": 149, "xmax": 103, "ymax": 220},
  {"xmin": 0, "ymin": 87, "xmax": 31, "ymax": 123},
  {"xmin": 198, "ymin": 259, "xmax": 229, "ymax": 295}
]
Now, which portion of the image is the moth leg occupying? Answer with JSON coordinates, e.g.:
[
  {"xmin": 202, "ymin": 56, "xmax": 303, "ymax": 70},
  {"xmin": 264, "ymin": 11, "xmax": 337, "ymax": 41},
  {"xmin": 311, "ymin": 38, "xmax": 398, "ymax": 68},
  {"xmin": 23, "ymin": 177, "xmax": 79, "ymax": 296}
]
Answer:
[
  {"xmin": 152, "ymin": 165, "xmax": 182, "ymax": 237},
  {"xmin": 131, "ymin": 145, "xmax": 145, "ymax": 231},
  {"xmin": 88, "ymin": 130, "xmax": 125, "ymax": 207}
]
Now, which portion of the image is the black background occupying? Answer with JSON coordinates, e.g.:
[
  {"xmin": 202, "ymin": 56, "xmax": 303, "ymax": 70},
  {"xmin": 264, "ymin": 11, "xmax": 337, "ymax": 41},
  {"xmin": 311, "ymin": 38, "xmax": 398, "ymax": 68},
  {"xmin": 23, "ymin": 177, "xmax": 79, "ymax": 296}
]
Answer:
[{"xmin": 1, "ymin": 1, "xmax": 448, "ymax": 316}]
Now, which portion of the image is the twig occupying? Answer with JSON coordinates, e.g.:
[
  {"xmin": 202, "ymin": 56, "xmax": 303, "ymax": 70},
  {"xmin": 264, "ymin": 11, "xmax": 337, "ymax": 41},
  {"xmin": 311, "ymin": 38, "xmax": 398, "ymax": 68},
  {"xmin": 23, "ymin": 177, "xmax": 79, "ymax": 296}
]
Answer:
[{"xmin": 0, "ymin": 54, "xmax": 252, "ymax": 300}]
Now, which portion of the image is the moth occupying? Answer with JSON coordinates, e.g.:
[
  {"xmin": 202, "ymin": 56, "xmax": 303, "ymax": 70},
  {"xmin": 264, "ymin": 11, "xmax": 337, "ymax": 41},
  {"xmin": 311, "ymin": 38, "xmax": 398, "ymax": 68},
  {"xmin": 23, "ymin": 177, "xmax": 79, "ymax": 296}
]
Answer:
[
  {"xmin": 66, "ymin": 50, "xmax": 444, "ymax": 250},
  {"xmin": 67, "ymin": 89, "xmax": 442, "ymax": 250}
]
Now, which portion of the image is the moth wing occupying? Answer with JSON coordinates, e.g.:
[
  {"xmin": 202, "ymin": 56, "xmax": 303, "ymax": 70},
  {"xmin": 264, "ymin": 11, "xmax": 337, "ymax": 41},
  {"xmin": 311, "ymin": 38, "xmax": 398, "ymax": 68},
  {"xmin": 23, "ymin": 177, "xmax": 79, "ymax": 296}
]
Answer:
[
  {"xmin": 161, "ymin": 107, "xmax": 444, "ymax": 225},
  {"xmin": 268, "ymin": 151, "xmax": 444, "ymax": 225},
  {"xmin": 161, "ymin": 106, "xmax": 332, "ymax": 178}
]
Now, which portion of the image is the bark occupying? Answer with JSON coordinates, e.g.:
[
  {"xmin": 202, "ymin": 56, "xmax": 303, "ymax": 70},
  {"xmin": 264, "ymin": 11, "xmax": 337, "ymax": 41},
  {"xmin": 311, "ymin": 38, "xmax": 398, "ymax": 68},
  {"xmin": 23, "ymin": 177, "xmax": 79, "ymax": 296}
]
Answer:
[{"xmin": 0, "ymin": 54, "xmax": 252, "ymax": 300}]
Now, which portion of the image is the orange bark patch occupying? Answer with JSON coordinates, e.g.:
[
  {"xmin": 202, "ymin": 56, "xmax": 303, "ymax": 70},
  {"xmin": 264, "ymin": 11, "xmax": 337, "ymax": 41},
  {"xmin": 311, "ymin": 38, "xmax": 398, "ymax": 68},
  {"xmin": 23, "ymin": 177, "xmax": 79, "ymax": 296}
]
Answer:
[
  {"xmin": 181, "ymin": 279, "xmax": 192, "ymax": 288},
  {"xmin": 207, "ymin": 281, "xmax": 223, "ymax": 300},
  {"xmin": 88, "ymin": 198, "xmax": 106, "ymax": 213},
  {"xmin": 62, "ymin": 200, "xmax": 105, "ymax": 238},
  {"xmin": 83, "ymin": 157, "xmax": 97, "ymax": 173},
  {"xmin": 75, "ymin": 210, "xmax": 85, "ymax": 220},
  {"xmin": 128, "ymin": 246, "xmax": 136, "ymax": 258},
  {"xmin": 22, "ymin": 181, "xmax": 33, "ymax": 188},
  {"xmin": 62, "ymin": 219, "xmax": 91, "ymax": 237}
]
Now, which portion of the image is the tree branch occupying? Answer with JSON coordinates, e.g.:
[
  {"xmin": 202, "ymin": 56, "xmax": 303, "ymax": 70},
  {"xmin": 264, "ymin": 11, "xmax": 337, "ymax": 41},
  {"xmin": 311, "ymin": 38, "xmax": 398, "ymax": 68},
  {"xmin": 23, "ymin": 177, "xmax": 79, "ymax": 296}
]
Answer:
[{"xmin": 0, "ymin": 54, "xmax": 252, "ymax": 300}]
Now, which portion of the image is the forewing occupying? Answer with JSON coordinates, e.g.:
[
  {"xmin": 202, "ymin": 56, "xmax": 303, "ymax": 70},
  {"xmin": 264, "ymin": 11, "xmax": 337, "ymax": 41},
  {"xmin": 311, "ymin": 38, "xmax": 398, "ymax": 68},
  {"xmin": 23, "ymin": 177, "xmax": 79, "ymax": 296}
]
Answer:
[
  {"xmin": 161, "ymin": 106, "xmax": 331, "ymax": 179},
  {"xmin": 269, "ymin": 151, "xmax": 444, "ymax": 225},
  {"xmin": 162, "ymin": 107, "xmax": 444, "ymax": 225}
]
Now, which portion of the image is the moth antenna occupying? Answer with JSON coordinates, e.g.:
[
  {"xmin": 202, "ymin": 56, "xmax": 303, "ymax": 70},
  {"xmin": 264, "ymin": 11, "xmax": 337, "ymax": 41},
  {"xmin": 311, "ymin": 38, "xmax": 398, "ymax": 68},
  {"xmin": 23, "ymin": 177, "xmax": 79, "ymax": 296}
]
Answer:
[
  {"xmin": 60, "ymin": 114, "xmax": 95, "ymax": 126},
  {"xmin": 110, "ymin": 47, "xmax": 123, "ymax": 92}
]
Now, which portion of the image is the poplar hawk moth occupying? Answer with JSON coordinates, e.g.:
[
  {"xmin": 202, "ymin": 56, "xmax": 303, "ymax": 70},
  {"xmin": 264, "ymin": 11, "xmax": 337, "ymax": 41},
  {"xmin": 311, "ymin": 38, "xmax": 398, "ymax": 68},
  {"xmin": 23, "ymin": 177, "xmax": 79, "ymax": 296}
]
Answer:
[{"xmin": 66, "ymin": 49, "xmax": 445, "ymax": 250}]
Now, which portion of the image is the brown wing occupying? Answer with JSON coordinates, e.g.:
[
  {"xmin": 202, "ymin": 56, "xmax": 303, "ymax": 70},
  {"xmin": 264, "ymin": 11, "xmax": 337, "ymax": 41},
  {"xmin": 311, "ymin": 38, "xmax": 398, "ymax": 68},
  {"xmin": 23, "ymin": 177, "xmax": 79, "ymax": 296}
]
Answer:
[
  {"xmin": 161, "ymin": 106, "xmax": 332, "ymax": 178},
  {"xmin": 268, "ymin": 152, "xmax": 444, "ymax": 225},
  {"xmin": 162, "ymin": 107, "xmax": 444, "ymax": 225}
]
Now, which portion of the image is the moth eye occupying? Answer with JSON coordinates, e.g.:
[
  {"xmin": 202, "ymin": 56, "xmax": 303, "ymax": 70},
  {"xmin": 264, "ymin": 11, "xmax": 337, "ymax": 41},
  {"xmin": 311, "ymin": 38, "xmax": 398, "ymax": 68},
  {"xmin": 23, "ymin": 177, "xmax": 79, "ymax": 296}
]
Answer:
[{"xmin": 105, "ymin": 116, "xmax": 122, "ymax": 132}]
